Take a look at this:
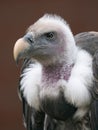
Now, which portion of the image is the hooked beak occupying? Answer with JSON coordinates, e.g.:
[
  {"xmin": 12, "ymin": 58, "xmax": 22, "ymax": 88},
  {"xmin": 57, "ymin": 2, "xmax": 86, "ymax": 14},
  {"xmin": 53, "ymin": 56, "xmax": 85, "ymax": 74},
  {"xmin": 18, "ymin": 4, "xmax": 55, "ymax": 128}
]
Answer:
[{"xmin": 13, "ymin": 34, "xmax": 33, "ymax": 64}]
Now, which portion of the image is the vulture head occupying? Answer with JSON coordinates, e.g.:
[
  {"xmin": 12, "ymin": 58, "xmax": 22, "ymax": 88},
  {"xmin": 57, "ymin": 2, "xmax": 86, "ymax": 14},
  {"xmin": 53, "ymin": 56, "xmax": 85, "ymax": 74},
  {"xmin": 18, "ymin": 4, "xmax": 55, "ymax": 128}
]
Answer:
[{"xmin": 13, "ymin": 14, "xmax": 77, "ymax": 66}]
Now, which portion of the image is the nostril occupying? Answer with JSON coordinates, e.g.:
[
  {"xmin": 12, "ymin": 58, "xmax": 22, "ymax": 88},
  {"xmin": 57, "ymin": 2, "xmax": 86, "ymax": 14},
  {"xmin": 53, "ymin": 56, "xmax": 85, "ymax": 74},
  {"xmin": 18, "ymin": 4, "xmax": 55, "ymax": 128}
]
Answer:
[
  {"xmin": 28, "ymin": 36, "xmax": 33, "ymax": 43},
  {"xmin": 24, "ymin": 33, "xmax": 34, "ymax": 44}
]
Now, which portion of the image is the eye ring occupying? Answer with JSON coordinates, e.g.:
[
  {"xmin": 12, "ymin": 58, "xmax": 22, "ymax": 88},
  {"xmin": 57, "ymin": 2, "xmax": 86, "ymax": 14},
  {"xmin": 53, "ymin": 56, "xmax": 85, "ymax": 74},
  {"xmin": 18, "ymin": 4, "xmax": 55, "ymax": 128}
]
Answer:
[{"xmin": 45, "ymin": 32, "xmax": 55, "ymax": 39}]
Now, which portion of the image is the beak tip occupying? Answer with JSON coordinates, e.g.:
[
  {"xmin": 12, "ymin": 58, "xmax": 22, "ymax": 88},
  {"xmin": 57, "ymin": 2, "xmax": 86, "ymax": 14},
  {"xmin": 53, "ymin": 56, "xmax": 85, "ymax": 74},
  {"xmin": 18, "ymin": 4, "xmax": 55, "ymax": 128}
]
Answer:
[
  {"xmin": 13, "ymin": 37, "xmax": 30, "ymax": 65},
  {"xmin": 13, "ymin": 46, "xmax": 18, "ymax": 65},
  {"xmin": 15, "ymin": 57, "xmax": 19, "ymax": 65},
  {"xmin": 13, "ymin": 38, "xmax": 25, "ymax": 64},
  {"xmin": 13, "ymin": 53, "xmax": 19, "ymax": 65}
]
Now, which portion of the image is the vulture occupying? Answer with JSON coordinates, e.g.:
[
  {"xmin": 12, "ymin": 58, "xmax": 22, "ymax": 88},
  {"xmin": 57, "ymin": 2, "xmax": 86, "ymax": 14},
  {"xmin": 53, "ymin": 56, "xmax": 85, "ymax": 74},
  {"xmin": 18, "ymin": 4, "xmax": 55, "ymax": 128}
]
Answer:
[{"xmin": 13, "ymin": 14, "xmax": 98, "ymax": 130}]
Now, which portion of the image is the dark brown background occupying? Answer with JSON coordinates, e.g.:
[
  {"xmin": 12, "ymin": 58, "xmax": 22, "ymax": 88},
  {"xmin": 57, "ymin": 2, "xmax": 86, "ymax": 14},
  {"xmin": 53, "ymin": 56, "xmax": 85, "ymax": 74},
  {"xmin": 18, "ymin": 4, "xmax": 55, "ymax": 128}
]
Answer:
[{"xmin": 0, "ymin": 0, "xmax": 98, "ymax": 130}]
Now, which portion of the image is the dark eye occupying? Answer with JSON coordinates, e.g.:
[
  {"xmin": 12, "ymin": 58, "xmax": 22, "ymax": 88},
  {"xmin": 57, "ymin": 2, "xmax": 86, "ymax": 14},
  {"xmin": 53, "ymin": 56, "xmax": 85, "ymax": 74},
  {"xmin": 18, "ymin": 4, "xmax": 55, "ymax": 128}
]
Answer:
[{"xmin": 45, "ymin": 32, "xmax": 55, "ymax": 40}]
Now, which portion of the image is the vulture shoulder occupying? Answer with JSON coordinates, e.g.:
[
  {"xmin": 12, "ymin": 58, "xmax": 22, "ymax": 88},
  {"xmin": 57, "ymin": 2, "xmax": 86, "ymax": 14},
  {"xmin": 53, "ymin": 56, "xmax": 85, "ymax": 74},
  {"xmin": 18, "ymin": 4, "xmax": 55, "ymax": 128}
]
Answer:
[{"xmin": 75, "ymin": 32, "xmax": 98, "ymax": 130}]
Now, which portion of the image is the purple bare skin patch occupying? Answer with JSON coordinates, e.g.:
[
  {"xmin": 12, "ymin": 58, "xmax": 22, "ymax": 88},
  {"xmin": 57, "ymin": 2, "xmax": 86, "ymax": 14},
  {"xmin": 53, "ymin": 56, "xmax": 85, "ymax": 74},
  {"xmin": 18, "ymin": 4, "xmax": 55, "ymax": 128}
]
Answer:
[{"xmin": 42, "ymin": 63, "xmax": 74, "ymax": 84}]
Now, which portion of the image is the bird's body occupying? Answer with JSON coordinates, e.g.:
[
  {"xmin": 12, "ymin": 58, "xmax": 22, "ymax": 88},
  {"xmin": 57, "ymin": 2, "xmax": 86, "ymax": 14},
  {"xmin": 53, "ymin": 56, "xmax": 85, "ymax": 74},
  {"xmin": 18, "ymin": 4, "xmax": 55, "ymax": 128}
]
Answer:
[
  {"xmin": 13, "ymin": 14, "xmax": 98, "ymax": 130},
  {"xmin": 19, "ymin": 49, "xmax": 92, "ymax": 130}
]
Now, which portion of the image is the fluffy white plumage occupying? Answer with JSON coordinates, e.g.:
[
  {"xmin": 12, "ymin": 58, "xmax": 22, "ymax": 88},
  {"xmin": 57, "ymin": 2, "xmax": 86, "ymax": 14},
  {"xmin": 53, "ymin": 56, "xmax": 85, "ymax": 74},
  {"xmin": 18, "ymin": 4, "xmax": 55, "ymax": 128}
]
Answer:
[
  {"xmin": 20, "ymin": 49, "xmax": 93, "ymax": 119},
  {"xmin": 20, "ymin": 62, "xmax": 42, "ymax": 110}
]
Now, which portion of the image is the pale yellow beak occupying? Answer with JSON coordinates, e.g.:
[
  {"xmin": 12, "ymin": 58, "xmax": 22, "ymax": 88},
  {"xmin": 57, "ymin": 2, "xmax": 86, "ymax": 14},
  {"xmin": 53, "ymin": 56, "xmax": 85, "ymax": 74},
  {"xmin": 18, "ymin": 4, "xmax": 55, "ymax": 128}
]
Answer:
[{"xmin": 13, "ymin": 38, "xmax": 30, "ymax": 63}]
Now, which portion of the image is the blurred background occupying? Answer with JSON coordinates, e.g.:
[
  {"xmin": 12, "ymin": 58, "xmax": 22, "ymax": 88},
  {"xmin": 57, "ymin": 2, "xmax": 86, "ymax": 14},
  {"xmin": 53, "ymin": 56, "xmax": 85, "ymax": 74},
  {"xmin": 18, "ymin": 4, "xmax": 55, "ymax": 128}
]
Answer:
[{"xmin": 0, "ymin": 0, "xmax": 98, "ymax": 130}]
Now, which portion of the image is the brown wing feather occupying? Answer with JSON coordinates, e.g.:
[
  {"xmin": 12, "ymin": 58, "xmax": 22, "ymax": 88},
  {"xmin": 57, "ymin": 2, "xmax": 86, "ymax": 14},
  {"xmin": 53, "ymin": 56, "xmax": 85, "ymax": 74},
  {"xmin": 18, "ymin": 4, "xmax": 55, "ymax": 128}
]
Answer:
[
  {"xmin": 75, "ymin": 32, "xmax": 98, "ymax": 130},
  {"xmin": 75, "ymin": 31, "xmax": 98, "ymax": 55}
]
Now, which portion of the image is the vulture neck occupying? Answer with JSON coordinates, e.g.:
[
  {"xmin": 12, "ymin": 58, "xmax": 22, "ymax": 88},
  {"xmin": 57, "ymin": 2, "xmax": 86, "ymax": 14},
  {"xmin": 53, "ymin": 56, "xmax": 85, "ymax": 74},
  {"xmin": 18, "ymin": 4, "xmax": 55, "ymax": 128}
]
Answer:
[
  {"xmin": 42, "ymin": 39, "xmax": 78, "ymax": 84},
  {"xmin": 42, "ymin": 62, "xmax": 74, "ymax": 83}
]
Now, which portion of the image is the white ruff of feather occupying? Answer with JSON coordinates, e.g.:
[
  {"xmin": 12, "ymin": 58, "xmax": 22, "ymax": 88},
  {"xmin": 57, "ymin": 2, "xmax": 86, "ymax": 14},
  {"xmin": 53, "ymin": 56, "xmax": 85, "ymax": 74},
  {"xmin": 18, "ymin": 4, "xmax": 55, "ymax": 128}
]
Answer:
[
  {"xmin": 64, "ymin": 49, "xmax": 93, "ymax": 119},
  {"xmin": 20, "ymin": 62, "xmax": 42, "ymax": 110}
]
